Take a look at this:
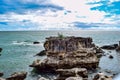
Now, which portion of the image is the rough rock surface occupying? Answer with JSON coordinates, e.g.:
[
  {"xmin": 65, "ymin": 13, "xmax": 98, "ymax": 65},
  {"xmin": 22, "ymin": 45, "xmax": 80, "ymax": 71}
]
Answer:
[
  {"xmin": 6, "ymin": 72, "xmax": 27, "ymax": 80},
  {"xmin": 56, "ymin": 68, "xmax": 87, "ymax": 80},
  {"xmin": 93, "ymin": 73, "xmax": 112, "ymax": 80},
  {"xmin": 36, "ymin": 50, "xmax": 46, "ymax": 56}
]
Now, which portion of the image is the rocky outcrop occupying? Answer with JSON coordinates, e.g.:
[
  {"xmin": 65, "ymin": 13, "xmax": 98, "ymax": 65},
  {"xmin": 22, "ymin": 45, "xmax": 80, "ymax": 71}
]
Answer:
[
  {"xmin": 30, "ymin": 36, "xmax": 103, "ymax": 79},
  {"xmin": 101, "ymin": 44, "xmax": 118, "ymax": 50},
  {"xmin": 55, "ymin": 68, "xmax": 87, "ymax": 80},
  {"xmin": 6, "ymin": 71, "xmax": 27, "ymax": 80},
  {"xmin": 93, "ymin": 73, "xmax": 112, "ymax": 80}
]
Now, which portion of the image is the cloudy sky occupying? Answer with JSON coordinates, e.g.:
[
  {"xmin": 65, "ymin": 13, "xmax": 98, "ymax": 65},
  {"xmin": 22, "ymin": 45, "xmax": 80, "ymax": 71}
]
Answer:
[{"xmin": 0, "ymin": 0, "xmax": 120, "ymax": 31}]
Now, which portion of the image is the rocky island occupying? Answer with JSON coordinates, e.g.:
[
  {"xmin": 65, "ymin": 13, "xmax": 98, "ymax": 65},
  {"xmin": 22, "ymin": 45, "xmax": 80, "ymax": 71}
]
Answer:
[{"xmin": 30, "ymin": 36, "xmax": 110, "ymax": 80}]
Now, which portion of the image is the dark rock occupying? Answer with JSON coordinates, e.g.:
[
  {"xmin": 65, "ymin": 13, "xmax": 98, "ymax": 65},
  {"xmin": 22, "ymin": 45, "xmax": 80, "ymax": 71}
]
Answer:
[
  {"xmin": 109, "ymin": 55, "xmax": 113, "ymax": 59},
  {"xmin": 0, "ymin": 72, "xmax": 3, "ymax": 77},
  {"xmin": 6, "ymin": 71, "xmax": 27, "ymax": 80},
  {"xmin": 33, "ymin": 41, "xmax": 40, "ymax": 44},
  {"xmin": 93, "ymin": 73, "xmax": 112, "ymax": 80},
  {"xmin": 101, "ymin": 44, "xmax": 118, "ymax": 50},
  {"xmin": 36, "ymin": 50, "xmax": 46, "ymax": 56},
  {"xmin": 116, "ymin": 46, "xmax": 120, "ymax": 51},
  {"xmin": 0, "ymin": 48, "xmax": 2, "ymax": 52}
]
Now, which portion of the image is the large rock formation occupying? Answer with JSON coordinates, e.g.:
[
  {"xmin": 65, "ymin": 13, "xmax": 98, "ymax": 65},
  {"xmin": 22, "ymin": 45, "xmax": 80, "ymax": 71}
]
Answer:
[{"xmin": 30, "ymin": 36, "xmax": 103, "ymax": 79}]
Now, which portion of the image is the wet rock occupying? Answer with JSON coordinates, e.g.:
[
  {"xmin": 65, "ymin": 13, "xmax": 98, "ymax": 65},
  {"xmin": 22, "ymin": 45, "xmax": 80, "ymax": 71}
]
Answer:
[
  {"xmin": 109, "ymin": 55, "xmax": 113, "ymax": 59},
  {"xmin": 0, "ymin": 48, "xmax": 2, "ymax": 52},
  {"xmin": 65, "ymin": 77, "xmax": 83, "ymax": 80},
  {"xmin": 29, "ymin": 59, "xmax": 41, "ymax": 67},
  {"xmin": 36, "ymin": 50, "xmax": 46, "ymax": 56},
  {"xmin": 38, "ymin": 77, "xmax": 49, "ymax": 80},
  {"xmin": 6, "ymin": 71, "xmax": 27, "ymax": 80},
  {"xmin": 0, "ymin": 78, "xmax": 5, "ymax": 80},
  {"xmin": 33, "ymin": 41, "xmax": 40, "ymax": 44},
  {"xmin": 101, "ymin": 44, "xmax": 118, "ymax": 50},
  {"xmin": 0, "ymin": 72, "xmax": 3, "ymax": 77},
  {"xmin": 56, "ymin": 68, "xmax": 88, "ymax": 80},
  {"xmin": 93, "ymin": 73, "xmax": 112, "ymax": 80}
]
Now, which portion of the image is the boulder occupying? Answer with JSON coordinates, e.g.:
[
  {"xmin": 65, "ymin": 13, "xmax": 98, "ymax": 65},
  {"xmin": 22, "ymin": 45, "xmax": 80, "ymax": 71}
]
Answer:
[
  {"xmin": 33, "ymin": 41, "xmax": 40, "ymax": 44},
  {"xmin": 6, "ymin": 71, "xmax": 27, "ymax": 80},
  {"xmin": 0, "ymin": 48, "xmax": 2, "ymax": 52},
  {"xmin": 0, "ymin": 72, "xmax": 3, "ymax": 77},
  {"xmin": 36, "ymin": 50, "xmax": 46, "ymax": 56},
  {"xmin": 109, "ymin": 55, "xmax": 113, "ymax": 59},
  {"xmin": 101, "ymin": 44, "xmax": 118, "ymax": 50},
  {"xmin": 93, "ymin": 73, "xmax": 112, "ymax": 80},
  {"xmin": 65, "ymin": 77, "xmax": 83, "ymax": 80}
]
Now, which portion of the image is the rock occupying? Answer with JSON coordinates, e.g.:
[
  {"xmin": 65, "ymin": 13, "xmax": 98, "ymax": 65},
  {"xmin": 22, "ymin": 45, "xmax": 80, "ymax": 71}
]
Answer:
[
  {"xmin": 36, "ymin": 50, "xmax": 46, "ymax": 56},
  {"xmin": 109, "ymin": 55, "xmax": 113, "ymax": 59},
  {"xmin": 93, "ymin": 73, "xmax": 112, "ymax": 80},
  {"xmin": 29, "ymin": 59, "xmax": 41, "ymax": 67},
  {"xmin": 56, "ymin": 68, "xmax": 88, "ymax": 80},
  {"xmin": 0, "ymin": 48, "xmax": 2, "ymax": 53},
  {"xmin": 6, "ymin": 71, "xmax": 27, "ymax": 80},
  {"xmin": 116, "ymin": 46, "xmax": 120, "ymax": 51},
  {"xmin": 33, "ymin": 41, "xmax": 40, "ymax": 44},
  {"xmin": 0, "ymin": 72, "xmax": 3, "ymax": 77},
  {"xmin": 38, "ymin": 77, "xmax": 49, "ymax": 80},
  {"xmin": 101, "ymin": 44, "xmax": 118, "ymax": 50},
  {"xmin": 65, "ymin": 77, "xmax": 83, "ymax": 80},
  {"xmin": 0, "ymin": 78, "xmax": 5, "ymax": 80}
]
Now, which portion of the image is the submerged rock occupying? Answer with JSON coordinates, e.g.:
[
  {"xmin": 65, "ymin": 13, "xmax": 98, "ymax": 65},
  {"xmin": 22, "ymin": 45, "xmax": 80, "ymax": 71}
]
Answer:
[
  {"xmin": 0, "ymin": 48, "xmax": 2, "ymax": 52},
  {"xmin": 101, "ymin": 44, "xmax": 118, "ymax": 50},
  {"xmin": 93, "ymin": 73, "xmax": 112, "ymax": 80},
  {"xmin": 6, "ymin": 71, "xmax": 27, "ymax": 80},
  {"xmin": 33, "ymin": 41, "xmax": 40, "ymax": 44},
  {"xmin": 109, "ymin": 55, "xmax": 113, "ymax": 59}
]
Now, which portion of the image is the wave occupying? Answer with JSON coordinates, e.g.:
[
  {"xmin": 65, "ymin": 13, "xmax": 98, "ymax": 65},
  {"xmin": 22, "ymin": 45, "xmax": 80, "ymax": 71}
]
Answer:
[{"xmin": 12, "ymin": 41, "xmax": 43, "ymax": 46}]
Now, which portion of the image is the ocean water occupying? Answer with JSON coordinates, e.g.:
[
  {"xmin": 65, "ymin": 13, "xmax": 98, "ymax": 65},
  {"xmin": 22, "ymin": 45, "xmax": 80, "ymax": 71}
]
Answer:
[{"xmin": 0, "ymin": 31, "xmax": 120, "ymax": 80}]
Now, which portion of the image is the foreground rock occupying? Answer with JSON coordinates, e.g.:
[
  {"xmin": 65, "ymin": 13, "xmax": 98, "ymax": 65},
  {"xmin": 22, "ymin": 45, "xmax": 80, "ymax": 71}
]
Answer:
[
  {"xmin": 93, "ymin": 73, "xmax": 112, "ymax": 80},
  {"xmin": 0, "ymin": 72, "xmax": 3, "ymax": 77},
  {"xmin": 6, "ymin": 71, "xmax": 27, "ymax": 80},
  {"xmin": 101, "ymin": 44, "xmax": 118, "ymax": 50},
  {"xmin": 56, "ymin": 68, "xmax": 87, "ymax": 80}
]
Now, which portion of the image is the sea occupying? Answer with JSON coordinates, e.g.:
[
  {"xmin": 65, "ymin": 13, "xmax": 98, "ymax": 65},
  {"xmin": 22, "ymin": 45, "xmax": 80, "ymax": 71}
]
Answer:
[{"xmin": 0, "ymin": 31, "xmax": 120, "ymax": 80}]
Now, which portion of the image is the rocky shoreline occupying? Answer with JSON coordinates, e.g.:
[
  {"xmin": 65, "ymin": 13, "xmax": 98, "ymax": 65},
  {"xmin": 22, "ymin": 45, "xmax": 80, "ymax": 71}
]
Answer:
[{"xmin": 1, "ymin": 36, "xmax": 120, "ymax": 80}]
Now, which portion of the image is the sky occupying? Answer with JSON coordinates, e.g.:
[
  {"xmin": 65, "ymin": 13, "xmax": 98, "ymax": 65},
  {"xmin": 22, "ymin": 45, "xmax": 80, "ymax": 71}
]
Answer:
[{"xmin": 0, "ymin": 0, "xmax": 120, "ymax": 31}]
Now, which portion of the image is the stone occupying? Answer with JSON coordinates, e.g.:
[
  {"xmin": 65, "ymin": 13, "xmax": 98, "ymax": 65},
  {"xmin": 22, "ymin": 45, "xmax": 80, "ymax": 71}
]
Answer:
[
  {"xmin": 93, "ymin": 73, "xmax": 112, "ymax": 80},
  {"xmin": 56, "ymin": 68, "xmax": 88, "ymax": 80},
  {"xmin": 36, "ymin": 50, "xmax": 46, "ymax": 56},
  {"xmin": 65, "ymin": 77, "xmax": 83, "ymax": 80},
  {"xmin": 109, "ymin": 55, "xmax": 113, "ymax": 59},
  {"xmin": 6, "ymin": 71, "xmax": 27, "ymax": 80},
  {"xmin": 0, "ymin": 48, "xmax": 2, "ymax": 52},
  {"xmin": 101, "ymin": 44, "xmax": 118, "ymax": 50},
  {"xmin": 0, "ymin": 72, "xmax": 3, "ymax": 77},
  {"xmin": 33, "ymin": 41, "xmax": 40, "ymax": 44}
]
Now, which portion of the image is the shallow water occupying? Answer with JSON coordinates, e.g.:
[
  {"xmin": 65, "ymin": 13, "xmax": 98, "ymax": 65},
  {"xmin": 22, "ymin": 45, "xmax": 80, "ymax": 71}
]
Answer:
[{"xmin": 0, "ymin": 31, "xmax": 120, "ymax": 80}]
